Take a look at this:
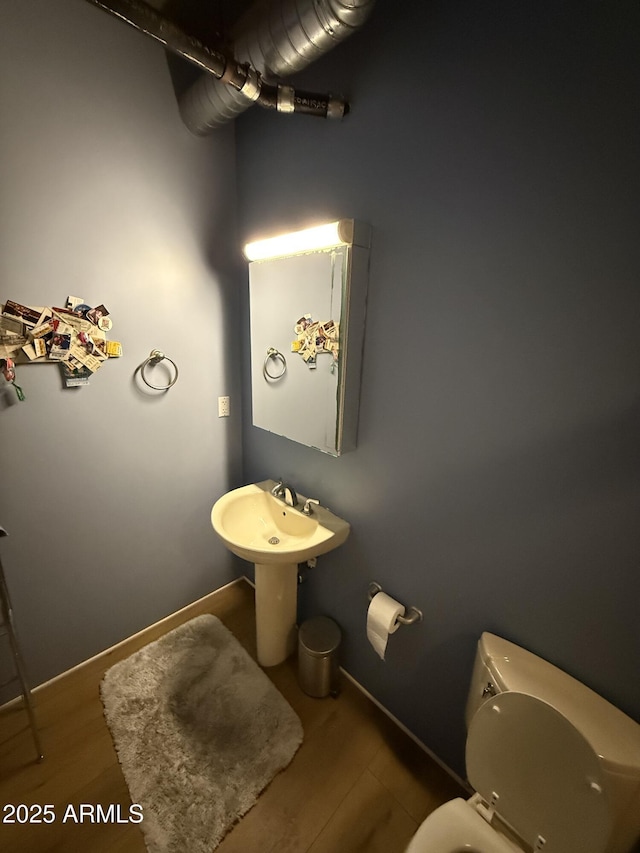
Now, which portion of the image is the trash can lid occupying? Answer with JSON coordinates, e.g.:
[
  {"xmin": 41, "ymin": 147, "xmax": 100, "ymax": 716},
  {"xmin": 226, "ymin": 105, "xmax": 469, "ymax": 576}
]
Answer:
[{"xmin": 299, "ymin": 616, "xmax": 341, "ymax": 656}]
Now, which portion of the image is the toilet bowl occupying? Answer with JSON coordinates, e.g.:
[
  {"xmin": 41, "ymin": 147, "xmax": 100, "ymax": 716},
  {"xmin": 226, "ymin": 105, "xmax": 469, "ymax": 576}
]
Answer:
[
  {"xmin": 406, "ymin": 633, "xmax": 640, "ymax": 853},
  {"xmin": 406, "ymin": 798, "xmax": 521, "ymax": 853}
]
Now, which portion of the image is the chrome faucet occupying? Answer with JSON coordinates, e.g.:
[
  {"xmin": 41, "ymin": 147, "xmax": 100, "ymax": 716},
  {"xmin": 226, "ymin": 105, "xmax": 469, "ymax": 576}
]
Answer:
[
  {"xmin": 302, "ymin": 498, "xmax": 320, "ymax": 515},
  {"xmin": 271, "ymin": 479, "xmax": 298, "ymax": 507},
  {"xmin": 271, "ymin": 478, "xmax": 284, "ymax": 497}
]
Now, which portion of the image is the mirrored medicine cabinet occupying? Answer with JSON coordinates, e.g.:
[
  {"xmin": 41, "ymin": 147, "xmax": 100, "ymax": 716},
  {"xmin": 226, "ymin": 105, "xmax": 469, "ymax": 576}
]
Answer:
[{"xmin": 246, "ymin": 219, "xmax": 370, "ymax": 456}]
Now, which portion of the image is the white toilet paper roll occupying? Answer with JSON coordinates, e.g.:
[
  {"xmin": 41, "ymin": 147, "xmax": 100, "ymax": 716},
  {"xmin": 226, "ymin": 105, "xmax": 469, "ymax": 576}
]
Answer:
[{"xmin": 367, "ymin": 592, "xmax": 405, "ymax": 660}]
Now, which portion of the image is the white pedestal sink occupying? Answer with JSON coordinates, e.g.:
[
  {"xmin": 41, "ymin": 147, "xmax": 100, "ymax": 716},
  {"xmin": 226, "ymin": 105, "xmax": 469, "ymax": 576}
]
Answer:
[{"xmin": 211, "ymin": 480, "xmax": 350, "ymax": 667}]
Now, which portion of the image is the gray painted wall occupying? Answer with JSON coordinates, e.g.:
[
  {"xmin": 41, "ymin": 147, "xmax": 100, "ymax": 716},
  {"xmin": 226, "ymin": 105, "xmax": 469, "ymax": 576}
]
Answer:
[
  {"xmin": 2, "ymin": 0, "xmax": 638, "ymax": 787},
  {"xmin": 236, "ymin": 0, "xmax": 640, "ymax": 775},
  {"xmin": 0, "ymin": 0, "xmax": 242, "ymax": 697}
]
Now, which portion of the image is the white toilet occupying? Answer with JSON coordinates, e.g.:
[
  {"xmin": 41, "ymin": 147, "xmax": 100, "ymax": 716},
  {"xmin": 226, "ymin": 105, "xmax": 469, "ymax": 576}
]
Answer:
[{"xmin": 406, "ymin": 632, "xmax": 640, "ymax": 853}]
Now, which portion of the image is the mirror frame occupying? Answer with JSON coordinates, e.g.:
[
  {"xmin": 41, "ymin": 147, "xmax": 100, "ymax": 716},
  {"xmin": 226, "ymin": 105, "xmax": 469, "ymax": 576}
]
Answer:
[{"xmin": 245, "ymin": 219, "xmax": 370, "ymax": 455}]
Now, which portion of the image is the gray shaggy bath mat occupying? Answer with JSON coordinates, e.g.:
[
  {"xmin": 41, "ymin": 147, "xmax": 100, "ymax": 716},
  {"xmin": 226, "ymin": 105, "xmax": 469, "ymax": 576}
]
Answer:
[{"xmin": 100, "ymin": 614, "xmax": 303, "ymax": 852}]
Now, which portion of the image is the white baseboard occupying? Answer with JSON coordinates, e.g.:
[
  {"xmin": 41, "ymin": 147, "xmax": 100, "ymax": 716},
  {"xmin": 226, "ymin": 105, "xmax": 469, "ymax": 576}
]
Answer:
[
  {"xmin": 3, "ymin": 573, "xmax": 469, "ymax": 794},
  {"xmin": 338, "ymin": 667, "xmax": 470, "ymax": 793},
  {"xmin": 0, "ymin": 577, "xmax": 245, "ymax": 710}
]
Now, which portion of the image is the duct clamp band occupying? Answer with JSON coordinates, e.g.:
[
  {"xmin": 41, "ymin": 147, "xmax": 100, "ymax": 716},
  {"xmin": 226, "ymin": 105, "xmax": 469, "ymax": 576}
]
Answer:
[
  {"xmin": 140, "ymin": 349, "xmax": 179, "ymax": 391},
  {"xmin": 277, "ymin": 85, "xmax": 295, "ymax": 114}
]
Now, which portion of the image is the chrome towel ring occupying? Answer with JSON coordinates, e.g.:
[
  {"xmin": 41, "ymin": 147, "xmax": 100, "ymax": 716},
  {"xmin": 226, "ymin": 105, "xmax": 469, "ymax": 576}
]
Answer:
[
  {"xmin": 263, "ymin": 347, "xmax": 287, "ymax": 381},
  {"xmin": 141, "ymin": 349, "xmax": 179, "ymax": 390}
]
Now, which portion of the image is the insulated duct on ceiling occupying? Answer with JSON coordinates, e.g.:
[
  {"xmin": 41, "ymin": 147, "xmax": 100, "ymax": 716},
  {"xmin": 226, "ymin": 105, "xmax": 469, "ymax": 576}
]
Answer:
[
  {"xmin": 84, "ymin": 0, "xmax": 361, "ymax": 127},
  {"xmin": 178, "ymin": 0, "xmax": 376, "ymax": 135}
]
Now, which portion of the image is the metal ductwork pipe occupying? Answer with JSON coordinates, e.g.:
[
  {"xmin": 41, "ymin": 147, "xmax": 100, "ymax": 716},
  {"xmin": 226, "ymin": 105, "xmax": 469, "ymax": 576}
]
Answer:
[
  {"xmin": 84, "ymin": 0, "xmax": 355, "ymax": 125},
  {"xmin": 179, "ymin": 0, "xmax": 376, "ymax": 135}
]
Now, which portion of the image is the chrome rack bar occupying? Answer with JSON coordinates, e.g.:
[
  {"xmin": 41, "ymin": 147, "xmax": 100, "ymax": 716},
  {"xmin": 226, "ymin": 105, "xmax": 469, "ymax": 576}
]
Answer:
[{"xmin": 0, "ymin": 526, "xmax": 44, "ymax": 761}]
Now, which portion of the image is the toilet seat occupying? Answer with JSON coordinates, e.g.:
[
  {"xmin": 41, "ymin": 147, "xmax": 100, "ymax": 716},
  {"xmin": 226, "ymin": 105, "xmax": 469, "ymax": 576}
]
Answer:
[
  {"xmin": 466, "ymin": 691, "xmax": 611, "ymax": 853},
  {"xmin": 405, "ymin": 798, "xmax": 522, "ymax": 852},
  {"xmin": 407, "ymin": 691, "xmax": 614, "ymax": 853}
]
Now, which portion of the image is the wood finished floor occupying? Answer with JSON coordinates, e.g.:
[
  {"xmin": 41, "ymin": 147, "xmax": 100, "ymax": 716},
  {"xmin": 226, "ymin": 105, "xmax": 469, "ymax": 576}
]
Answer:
[{"xmin": 0, "ymin": 579, "xmax": 465, "ymax": 852}]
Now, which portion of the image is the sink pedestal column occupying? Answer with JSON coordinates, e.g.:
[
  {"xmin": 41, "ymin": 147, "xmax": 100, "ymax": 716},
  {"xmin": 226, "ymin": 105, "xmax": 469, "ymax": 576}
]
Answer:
[{"xmin": 254, "ymin": 562, "xmax": 298, "ymax": 667}]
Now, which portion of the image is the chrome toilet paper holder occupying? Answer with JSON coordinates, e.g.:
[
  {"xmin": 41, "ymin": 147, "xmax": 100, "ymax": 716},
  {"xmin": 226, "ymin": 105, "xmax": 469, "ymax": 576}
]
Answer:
[{"xmin": 368, "ymin": 582, "xmax": 423, "ymax": 626}]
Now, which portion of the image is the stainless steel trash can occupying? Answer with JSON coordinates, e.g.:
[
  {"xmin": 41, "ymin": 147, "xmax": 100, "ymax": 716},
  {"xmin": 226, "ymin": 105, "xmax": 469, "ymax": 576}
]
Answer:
[{"xmin": 298, "ymin": 616, "xmax": 341, "ymax": 698}]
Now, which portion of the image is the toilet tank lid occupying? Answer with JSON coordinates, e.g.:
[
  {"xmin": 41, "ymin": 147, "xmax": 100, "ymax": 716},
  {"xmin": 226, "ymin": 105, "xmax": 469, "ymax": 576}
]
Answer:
[{"xmin": 479, "ymin": 633, "xmax": 640, "ymax": 776}]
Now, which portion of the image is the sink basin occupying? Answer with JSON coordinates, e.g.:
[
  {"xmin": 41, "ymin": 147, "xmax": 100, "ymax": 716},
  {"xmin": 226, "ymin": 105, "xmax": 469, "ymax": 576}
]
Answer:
[
  {"xmin": 211, "ymin": 480, "xmax": 350, "ymax": 667},
  {"xmin": 211, "ymin": 481, "xmax": 350, "ymax": 564}
]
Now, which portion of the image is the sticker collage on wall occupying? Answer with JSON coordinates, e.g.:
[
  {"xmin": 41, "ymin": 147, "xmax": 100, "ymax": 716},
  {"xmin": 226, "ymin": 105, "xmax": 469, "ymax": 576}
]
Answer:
[{"xmin": 0, "ymin": 296, "xmax": 122, "ymax": 399}]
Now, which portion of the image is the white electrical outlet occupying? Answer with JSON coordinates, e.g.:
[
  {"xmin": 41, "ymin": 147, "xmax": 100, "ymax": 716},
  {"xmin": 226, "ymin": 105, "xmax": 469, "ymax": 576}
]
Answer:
[{"xmin": 218, "ymin": 396, "xmax": 230, "ymax": 418}]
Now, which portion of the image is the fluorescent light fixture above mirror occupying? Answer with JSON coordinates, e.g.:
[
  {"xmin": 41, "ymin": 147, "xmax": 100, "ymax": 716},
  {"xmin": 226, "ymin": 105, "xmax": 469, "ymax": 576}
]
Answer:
[{"xmin": 244, "ymin": 219, "xmax": 358, "ymax": 261}]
